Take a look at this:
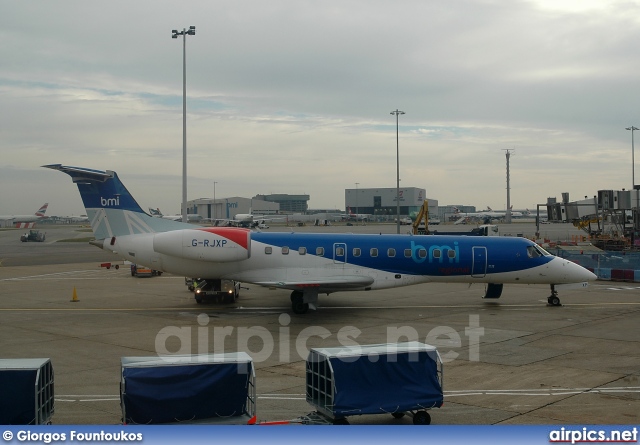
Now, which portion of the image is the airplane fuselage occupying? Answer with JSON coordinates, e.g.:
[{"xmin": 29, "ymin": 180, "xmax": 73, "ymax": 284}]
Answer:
[{"xmin": 101, "ymin": 225, "xmax": 594, "ymax": 295}]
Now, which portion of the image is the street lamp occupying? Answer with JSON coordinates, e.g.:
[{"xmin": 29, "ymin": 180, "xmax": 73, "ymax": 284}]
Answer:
[
  {"xmin": 391, "ymin": 109, "xmax": 405, "ymax": 234},
  {"xmin": 355, "ymin": 182, "xmax": 359, "ymax": 225},
  {"xmin": 172, "ymin": 26, "xmax": 196, "ymax": 223},
  {"xmin": 627, "ymin": 126, "xmax": 639, "ymax": 189},
  {"xmin": 213, "ymin": 181, "xmax": 217, "ymax": 220}
]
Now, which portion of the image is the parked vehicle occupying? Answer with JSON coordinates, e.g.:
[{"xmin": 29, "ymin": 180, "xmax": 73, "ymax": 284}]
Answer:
[
  {"xmin": 130, "ymin": 264, "xmax": 162, "ymax": 277},
  {"xmin": 193, "ymin": 279, "xmax": 240, "ymax": 304},
  {"xmin": 20, "ymin": 230, "xmax": 45, "ymax": 242}
]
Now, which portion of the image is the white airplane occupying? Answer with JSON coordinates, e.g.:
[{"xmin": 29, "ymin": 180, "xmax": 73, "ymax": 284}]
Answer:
[
  {"xmin": 45, "ymin": 164, "xmax": 596, "ymax": 313},
  {"xmin": 452, "ymin": 206, "xmax": 522, "ymax": 224},
  {"xmin": 149, "ymin": 208, "xmax": 203, "ymax": 223},
  {"xmin": 347, "ymin": 207, "xmax": 371, "ymax": 221},
  {"xmin": 0, "ymin": 203, "xmax": 49, "ymax": 228},
  {"xmin": 62, "ymin": 214, "xmax": 90, "ymax": 223},
  {"xmin": 215, "ymin": 212, "xmax": 285, "ymax": 229}
]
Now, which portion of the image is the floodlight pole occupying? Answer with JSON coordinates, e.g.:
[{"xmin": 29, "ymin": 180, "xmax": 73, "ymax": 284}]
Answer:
[
  {"xmin": 355, "ymin": 182, "xmax": 359, "ymax": 225},
  {"xmin": 391, "ymin": 109, "xmax": 405, "ymax": 234},
  {"xmin": 627, "ymin": 126, "xmax": 639, "ymax": 189},
  {"xmin": 213, "ymin": 181, "xmax": 217, "ymax": 220},
  {"xmin": 172, "ymin": 26, "xmax": 196, "ymax": 223}
]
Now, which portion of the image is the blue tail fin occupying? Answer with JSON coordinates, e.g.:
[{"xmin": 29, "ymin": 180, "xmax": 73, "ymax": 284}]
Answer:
[{"xmin": 43, "ymin": 164, "xmax": 193, "ymax": 239}]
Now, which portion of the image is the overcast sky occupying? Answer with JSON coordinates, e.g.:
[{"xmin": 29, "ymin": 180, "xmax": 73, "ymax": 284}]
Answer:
[{"xmin": 2, "ymin": 0, "xmax": 640, "ymax": 217}]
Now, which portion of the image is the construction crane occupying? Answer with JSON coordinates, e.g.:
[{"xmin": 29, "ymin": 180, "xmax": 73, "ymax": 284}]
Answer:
[{"xmin": 412, "ymin": 201, "xmax": 430, "ymax": 235}]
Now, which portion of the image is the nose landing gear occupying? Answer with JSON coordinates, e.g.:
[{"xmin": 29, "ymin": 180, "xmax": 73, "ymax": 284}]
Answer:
[{"xmin": 547, "ymin": 285, "xmax": 561, "ymax": 306}]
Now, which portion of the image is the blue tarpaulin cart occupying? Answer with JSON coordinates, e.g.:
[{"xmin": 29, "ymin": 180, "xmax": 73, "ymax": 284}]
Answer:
[
  {"xmin": 305, "ymin": 342, "xmax": 443, "ymax": 425},
  {"xmin": 0, "ymin": 358, "xmax": 54, "ymax": 425},
  {"xmin": 120, "ymin": 353, "xmax": 255, "ymax": 424}
]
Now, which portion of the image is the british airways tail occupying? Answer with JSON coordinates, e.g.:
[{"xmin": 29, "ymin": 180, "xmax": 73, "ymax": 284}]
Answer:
[
  {"xmin": 35, "ymin": 203, "xmax": 49, "ymax": 217},
  {"xmin": 43, "ymin": 164, "xmax": 193, "ymax": 239}
]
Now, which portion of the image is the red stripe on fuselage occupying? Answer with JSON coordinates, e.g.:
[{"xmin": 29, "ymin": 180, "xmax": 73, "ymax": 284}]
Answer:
[{"xmin": 198, "ymin": 227, "xmax": 250, "ymax": 249}]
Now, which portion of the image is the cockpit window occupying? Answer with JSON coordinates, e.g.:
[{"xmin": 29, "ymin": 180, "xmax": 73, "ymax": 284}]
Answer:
[
  {"xmin": 527, "ymin": 246, "xmax": 547, "ymax": 258},
  {"xmin": 536, "ymin": 245, "xmax": 551, "ymax": 256}
]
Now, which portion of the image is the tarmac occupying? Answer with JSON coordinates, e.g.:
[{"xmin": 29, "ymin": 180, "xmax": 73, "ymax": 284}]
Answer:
[{"xmin": 0, "ymin": 223, "xmax": 639, "ymax": 425}]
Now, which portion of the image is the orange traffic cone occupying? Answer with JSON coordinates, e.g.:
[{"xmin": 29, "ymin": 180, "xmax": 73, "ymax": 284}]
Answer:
[{"xmin": 70, "ymin": 287, "xmax": 79, "ymax": 302}]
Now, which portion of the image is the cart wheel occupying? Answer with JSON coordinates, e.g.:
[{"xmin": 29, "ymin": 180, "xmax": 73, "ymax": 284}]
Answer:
[
  {"xmin": 412, "ymin": 411, "xmax": 431, "ymax": 425},
  {"xmin": 333, "ymin": 418, "xmax": 349, "ymax": 425},
  {"xmin": 392, "ymin": 412, "xmax": 405, "ymax": 419}
]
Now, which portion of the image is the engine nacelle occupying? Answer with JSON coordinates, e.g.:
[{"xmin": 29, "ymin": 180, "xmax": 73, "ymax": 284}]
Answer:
[{"xmin": 153, "ymin": 228, "xmax": 251, "ymax": 262}]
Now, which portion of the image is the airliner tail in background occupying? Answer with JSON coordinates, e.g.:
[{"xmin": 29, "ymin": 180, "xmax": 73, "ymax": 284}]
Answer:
[{"xmin": 0, "ymin": 203, "xmax": 49, "ymax": 228}]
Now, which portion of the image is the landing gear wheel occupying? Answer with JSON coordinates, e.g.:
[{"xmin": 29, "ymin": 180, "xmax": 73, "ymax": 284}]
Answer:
[
  {"xmin": 222, "ymin": 292, "xmax": 237, "ymax": 304},
  {"xmin": 291, "ymin": 291, "xmax": 309, "ymax": 314},
  {"xmin": 548, "ymin": 295, "xmax": 561, "ymax": 306},
  {"xmin": 412, "ymin": 410, "xmax": 431, "ymax": 425},
  {"xmin": 392, "ymin": 412, "xmax": 405, "ymax": 419}
]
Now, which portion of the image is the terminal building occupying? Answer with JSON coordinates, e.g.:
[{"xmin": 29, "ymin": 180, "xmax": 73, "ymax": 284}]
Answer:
[
  {"xmin": 187, "ymin": 194, "xmax": 309, "ymax": 220},
  {"xmin": 344, "ymin": 187, "xmax": 438, "ymax": 220}
]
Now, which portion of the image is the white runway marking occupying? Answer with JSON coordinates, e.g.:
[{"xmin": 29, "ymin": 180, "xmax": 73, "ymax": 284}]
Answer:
[{"xmin": 55, "ymin": 386, "xmax": 640, "ymax": 403}]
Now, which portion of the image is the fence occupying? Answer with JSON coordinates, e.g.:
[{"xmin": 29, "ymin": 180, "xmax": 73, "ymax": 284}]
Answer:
[{"xmin": 551, "ymin": 248, "xmax": 640, "ymax": 282}]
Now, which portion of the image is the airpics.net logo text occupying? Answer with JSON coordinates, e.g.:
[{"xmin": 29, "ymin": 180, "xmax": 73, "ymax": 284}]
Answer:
[{"xmin": 154, "ymin": 314, "xmax": 485, "ymax": 364}]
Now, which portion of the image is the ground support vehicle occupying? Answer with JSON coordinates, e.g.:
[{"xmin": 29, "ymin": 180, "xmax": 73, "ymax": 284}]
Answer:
[
  {"xmin": 304, "ymin": 342, "xmax": 442, "ymax": 425},
  {"xmin": 120, "ymin": 353, "xmax": 255, "ymax": 424},
  {"xmin": 20, "ymin": 230, "xmax": 45, "ymax": 242},
  {"xmin": 130, "ymin": 264, "xmax": 162, "ymax": 277},
  {"xmin": 193, "ymin": 279, "xmax": 240, "ymax": 304}
]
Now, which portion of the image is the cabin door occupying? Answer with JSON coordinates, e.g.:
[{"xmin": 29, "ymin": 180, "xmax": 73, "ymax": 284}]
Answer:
[
  {"xmin": 333, "ymin": 243, "xmax": 347, "ymax": 264},
  {"xmin": 471, "ymin": 246, "xmax": 487, "ymax": 277}
]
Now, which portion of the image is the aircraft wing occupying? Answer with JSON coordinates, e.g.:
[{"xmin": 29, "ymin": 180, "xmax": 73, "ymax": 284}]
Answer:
[
  {"xmin": 252, "ymin": 275, "xmax": 375, "ymax": 291},
  {"xmin": 252, "ymin": 215, "xmax": 287, "ymax": 223}
]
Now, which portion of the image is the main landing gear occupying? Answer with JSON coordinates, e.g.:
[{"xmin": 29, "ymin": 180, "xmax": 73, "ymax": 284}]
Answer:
[
  {"xmin": 291, "ymin": 291, "xmax": 308, "ymax": 314},
  {"xmin": 290, "ymin": 289, "xmax": 319, "ymax": 314},
  {"xmin": 547, "ymin": 285, "xmax": 561, "ymax": 306}
]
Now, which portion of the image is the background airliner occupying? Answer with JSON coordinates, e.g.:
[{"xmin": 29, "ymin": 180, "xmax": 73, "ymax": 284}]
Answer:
[
  {"xmin": 0, "ymin": 203, "xmax": 49, "ymax": 228},
  {"xmin": 45, "ymin": 164, "xmax": 595, "ymax": 314},
  {"xmin": 453, "ymin": 206, "xmax": 522, "ymax": 224}
]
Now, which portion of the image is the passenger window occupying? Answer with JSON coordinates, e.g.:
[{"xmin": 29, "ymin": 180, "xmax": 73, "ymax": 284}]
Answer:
[
  {"xmin": 336, "ymin": 247, "xmax": 345, "ymax": 256},
  {"xmin": 265, "ymin": 247, "xmax": 272, "ymax": 255},
  {"xmin": 353, "ymin": 248, "xmax": 361, "ymax": 257},
  {"xmin": 316, "ymin": 247, "xmax": 324, "ymax": 256},
  {"xmin": 282, "ymin": 246, "xmax": 290, "ymax": 255},
  {"xmin": 404, "ymin": 249, "xmax": 412, "ymax": 258},
  {"xmin": 299, "ymin": 247, "xmax": 307, "ymax": 255},
  {"xmin": 387, "ymin": 248, "xmax": 396, "ymax": 257},
  {"xmin": 370, "ymin": 248, "xmax": 378, "ymax": 257},
  {"xmin": 418, "ymin": 249, "xmax": 427, "ymax": 259},
  {"xmin": 432, "ymin": 249, "xmax": 441, "ymax": 259},
  {"xmin": 448, "ymin": 250, "xmax": 456, "ymax": 259}
]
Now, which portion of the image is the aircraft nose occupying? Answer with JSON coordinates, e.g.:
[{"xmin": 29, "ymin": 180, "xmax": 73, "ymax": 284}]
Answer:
[{"xmin": 561, "ymin": 257, "xmax": 597, "ymax": 282}]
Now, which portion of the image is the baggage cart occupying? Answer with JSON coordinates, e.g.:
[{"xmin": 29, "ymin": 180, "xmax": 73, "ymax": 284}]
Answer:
[
  {"xmin": 120, "ymin": 352, "xmax": 255, "ymax": 424},
  {"xmin": 305, "ymin": 342, "xmax": 442, "ymax": 425},
  {"xmin": 0, "ymin": 358, "xmax": 54, "ymax": 424}
]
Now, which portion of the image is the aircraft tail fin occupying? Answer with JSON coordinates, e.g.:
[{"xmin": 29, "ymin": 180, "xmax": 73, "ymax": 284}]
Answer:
[
  {"xmin": 43, "ymin": 164, "xmax": 193, "ymax": 239},
  {"xmin": 35, "ymin": 203, "xmax": 48, "ymax": 217}
]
